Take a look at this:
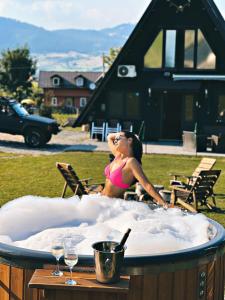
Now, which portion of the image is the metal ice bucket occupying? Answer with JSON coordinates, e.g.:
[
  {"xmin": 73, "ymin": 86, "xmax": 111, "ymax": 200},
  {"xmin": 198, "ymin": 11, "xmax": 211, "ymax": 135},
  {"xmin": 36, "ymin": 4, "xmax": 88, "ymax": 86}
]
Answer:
[{"xmin": 92, "ymin": 241, "xmax": 125, "ymax": 283}]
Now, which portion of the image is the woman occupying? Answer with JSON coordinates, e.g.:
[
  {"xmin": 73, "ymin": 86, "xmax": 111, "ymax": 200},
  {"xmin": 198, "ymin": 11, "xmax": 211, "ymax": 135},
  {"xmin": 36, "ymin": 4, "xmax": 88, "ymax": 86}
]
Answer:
[{"xmin": 101, "ymin": 131, "xmax": 168, "ymax": 207}]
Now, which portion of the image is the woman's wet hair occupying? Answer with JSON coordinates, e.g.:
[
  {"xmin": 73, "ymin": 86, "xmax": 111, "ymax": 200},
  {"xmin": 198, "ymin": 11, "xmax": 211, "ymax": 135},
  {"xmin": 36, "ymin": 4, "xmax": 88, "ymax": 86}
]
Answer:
[{"xmin": 123, "ymin": 131, "xmax": 143, "ymax": 164}]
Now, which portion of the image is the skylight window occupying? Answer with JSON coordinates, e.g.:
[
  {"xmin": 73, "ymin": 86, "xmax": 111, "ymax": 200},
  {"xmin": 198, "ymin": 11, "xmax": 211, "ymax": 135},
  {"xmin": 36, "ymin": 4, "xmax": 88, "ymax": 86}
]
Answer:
[
  {"xmin": 144, "ymin": 31, "xmax": 163, "ymax": 68},
  {"xmin": 165, "ymin": 30, "xmax": 176, "ymax": 68},
  {"xmin": 197, "ymin": 30, "xmax": 216, "ymax": 69}
]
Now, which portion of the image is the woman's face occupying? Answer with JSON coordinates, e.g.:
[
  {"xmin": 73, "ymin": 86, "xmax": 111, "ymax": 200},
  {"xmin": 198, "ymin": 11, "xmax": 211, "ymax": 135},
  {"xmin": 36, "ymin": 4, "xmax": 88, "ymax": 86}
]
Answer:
[{"xmin": 114, "ymin": 132, "xmax": 132, "ymax": 152}]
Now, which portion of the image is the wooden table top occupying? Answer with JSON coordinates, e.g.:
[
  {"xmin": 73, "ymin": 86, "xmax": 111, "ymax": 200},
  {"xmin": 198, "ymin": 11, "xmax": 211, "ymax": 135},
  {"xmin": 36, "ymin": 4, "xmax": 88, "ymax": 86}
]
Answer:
[{"xmin": 29, "ymin": 269, "xmax": 130, "ymax": 294}]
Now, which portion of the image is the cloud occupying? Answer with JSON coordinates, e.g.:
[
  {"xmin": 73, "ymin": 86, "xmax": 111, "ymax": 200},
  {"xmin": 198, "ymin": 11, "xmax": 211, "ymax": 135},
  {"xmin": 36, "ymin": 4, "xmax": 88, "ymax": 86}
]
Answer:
[
  {"xmin": 0, "ymin": 0, "xmax": 150, "ymax": 29},
  {"xmin": 0, "ymin": 0, "xmax": 224, "ymax": 30}
]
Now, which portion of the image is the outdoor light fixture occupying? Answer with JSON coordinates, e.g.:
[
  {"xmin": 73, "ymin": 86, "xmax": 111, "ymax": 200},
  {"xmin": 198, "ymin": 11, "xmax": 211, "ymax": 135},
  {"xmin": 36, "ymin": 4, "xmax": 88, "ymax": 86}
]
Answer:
[
  {"xmin": 101, "ymin": 103, "xmax": 106, "ymax": 111},
  {"xmin": 165, "ymin": 0, "xmax": 191, "ymax": 13},
  {"xmin": 205, "ymin": 89, "xmax": 208, "ymax": 98},
  {"xmin": 148, "ymin": 88, "xmax": 152, "ymax": 97}
]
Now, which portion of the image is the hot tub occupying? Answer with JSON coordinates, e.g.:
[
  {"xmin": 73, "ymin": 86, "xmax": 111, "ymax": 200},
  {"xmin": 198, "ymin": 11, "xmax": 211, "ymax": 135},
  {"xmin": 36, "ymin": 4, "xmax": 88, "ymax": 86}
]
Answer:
[{"xmin": 0, "ymin": 219, "xmax": 224, "ymax": 300}]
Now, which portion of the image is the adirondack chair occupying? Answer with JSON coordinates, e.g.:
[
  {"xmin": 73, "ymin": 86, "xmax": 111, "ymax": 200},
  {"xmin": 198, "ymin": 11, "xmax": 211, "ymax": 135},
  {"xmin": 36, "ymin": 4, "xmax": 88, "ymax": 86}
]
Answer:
[
  {"xmin": 170, "ymin": 157, "xmax": 216, "ymax": 186},
  {"xmin": 171, "ymin": 170, "xmax": 221, "ymax": 212},
  {"xmin": 56, "ymin": 162, "xmax": 104, "ymax": 198}
]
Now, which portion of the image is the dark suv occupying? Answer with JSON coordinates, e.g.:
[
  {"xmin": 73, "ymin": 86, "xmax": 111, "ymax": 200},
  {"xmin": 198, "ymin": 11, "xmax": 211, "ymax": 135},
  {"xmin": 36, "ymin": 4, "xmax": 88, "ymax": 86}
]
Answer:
[{"xmin": 0, "ymin": 98, "xmax": 60, "ymax": 147}]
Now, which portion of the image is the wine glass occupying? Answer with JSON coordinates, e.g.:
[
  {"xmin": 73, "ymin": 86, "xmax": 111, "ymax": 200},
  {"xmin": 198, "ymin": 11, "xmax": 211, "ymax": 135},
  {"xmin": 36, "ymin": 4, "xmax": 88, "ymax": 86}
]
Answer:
[
  {"xmin": 64, "ymin": 241, "xmax": 78, "ymax": 285},
  {"xmin": 51, "ymin": 239, "xmax": 64, "ymax": 276}
]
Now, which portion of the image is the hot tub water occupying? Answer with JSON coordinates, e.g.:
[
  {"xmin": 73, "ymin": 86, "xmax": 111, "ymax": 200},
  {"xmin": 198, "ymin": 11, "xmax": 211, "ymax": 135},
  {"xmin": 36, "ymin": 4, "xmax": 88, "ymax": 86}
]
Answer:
[{"xmin": 0, "ymin": 194, "xmax": 214, "ymax": 255}]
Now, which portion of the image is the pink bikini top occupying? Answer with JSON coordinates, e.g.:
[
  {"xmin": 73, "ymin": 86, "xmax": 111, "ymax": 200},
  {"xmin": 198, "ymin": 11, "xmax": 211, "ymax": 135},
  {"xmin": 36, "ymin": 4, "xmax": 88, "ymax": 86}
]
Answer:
[{"xmin": 104, "ymin": 157, "xmax": 130, "ymax": 189}]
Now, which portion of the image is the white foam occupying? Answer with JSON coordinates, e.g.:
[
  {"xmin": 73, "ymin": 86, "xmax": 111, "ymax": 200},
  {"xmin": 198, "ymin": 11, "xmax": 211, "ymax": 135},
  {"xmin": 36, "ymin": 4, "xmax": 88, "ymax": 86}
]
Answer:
[{"xmin": 0, "ymin": 195, "xmax": 211, "ymax": 255}]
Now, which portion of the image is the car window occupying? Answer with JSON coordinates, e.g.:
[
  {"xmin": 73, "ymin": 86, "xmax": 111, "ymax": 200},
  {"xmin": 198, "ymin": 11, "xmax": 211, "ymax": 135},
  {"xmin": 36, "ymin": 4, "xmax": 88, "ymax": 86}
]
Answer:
[
  {"xmin": 0, "ymin": 105, "xmax": 9, "ymax": 114},
  {"xmin": 12, "ymin": 103, "xmax": 29, "ymax": 117}
]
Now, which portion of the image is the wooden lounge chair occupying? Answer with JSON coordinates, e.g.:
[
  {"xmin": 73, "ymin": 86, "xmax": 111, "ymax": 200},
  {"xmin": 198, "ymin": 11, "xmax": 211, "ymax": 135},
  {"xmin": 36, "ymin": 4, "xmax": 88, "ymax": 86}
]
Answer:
[
  {"xmin": 171, "ymin": 170, "xmax": 221, "ymax": 212},
  {"xmin": 56, "ymin": 162, "xmax": 104, "ymax": 198},
  {"xmin": 170, "ymin": 157, "xmax": 216, "ymax": 186}
]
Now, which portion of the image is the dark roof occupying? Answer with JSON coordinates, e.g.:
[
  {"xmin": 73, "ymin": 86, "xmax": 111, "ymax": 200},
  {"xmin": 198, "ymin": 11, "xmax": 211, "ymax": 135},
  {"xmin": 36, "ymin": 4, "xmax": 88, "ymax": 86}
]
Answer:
[
  {"xmin": 39, "ymin": 71, "xmax": 103, "ymax": 88},
  {"xmin": 74, "ymin": 0, "xmax": 225, "ymax": 127}
]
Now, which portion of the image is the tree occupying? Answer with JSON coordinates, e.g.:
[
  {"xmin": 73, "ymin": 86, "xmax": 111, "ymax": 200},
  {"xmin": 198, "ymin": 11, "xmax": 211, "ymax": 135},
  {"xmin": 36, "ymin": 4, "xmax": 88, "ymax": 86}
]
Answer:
[
  {"xmin": 103, "ymin": 47, "xmax": 121, "ymax": 71},
  {"xmin": 0, "ymin": 46, "xmax": 36, "ymax": 101}
]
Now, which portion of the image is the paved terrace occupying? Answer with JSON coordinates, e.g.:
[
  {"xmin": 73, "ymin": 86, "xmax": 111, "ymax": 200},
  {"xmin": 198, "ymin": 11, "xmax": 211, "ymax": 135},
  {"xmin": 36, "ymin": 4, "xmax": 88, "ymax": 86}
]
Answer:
[{"xmin": 0, "ymin": 130, "xmax": 224, "ymax": 157}]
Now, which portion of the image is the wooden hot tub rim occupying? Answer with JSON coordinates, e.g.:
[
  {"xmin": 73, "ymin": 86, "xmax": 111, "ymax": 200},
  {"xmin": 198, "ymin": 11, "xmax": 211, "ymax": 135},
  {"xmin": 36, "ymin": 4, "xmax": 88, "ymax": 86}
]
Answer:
[
  {"xmin": 0, "ymin": 219, "xmax": 223, "ymax": 272},
  {"xmin": 0, "ymin": 219, "xmax": 224, "ymax": 300}
]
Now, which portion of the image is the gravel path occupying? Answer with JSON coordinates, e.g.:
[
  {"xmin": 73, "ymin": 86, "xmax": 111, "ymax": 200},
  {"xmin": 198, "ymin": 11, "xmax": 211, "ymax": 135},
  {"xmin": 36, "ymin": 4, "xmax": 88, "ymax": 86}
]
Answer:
[
  {"xmin": 0, "ymin": 130, "xmax": 224, "ymax": 157},
  {"xmin": 0, "ymin": 131, "xmax": 92, "ymax": 155}
]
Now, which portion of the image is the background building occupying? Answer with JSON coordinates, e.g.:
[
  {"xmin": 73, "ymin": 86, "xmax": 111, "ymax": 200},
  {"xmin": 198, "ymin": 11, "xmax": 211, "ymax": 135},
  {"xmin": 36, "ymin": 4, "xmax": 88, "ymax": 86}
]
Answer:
[{"xmin": 39, "ymin": 71, "xmax": 102, "ymax": 113}]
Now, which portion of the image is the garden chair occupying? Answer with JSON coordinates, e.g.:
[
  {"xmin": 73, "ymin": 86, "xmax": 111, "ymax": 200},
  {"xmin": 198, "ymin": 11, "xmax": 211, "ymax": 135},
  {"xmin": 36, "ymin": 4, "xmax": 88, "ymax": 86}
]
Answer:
[
  {"xmin": 104, "ymin": 120, "xmax": 121, "ymax": 141},
  {"xmin": 90, "ymin": 121, "xmax": 106, "ymax": 141},
  {"xmin": 171, "ymin": 170, "xmax": 221, "ymax": 212},
  {"xmin": 56, "ymin": 162, "xmax": 104, "ymax": 198},
  {"xmin": 170, "ymin": 157, "xmax": 216, "ymax": 186}
]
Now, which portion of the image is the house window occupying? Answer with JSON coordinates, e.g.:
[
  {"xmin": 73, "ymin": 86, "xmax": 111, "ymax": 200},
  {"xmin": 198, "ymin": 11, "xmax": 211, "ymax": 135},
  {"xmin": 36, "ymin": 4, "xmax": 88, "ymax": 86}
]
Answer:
[
  {"xmin": 80, "ymin": 97, "xmax": 87, "ymax": 107},
  {"xmin": 184, "ymin": 95, "xmax": 194, "ymax": 122},
  {"xmin": 51, "ymin": 97, "xmax": 58, "ymax": 106},
  {"xmin": 144, "ymin": 30, "xmax": 163, "ymax": 68},
  {"xmin": 52, "ymin": 77, "xmax": 60, "ymax": 86},
  {"xmin": 184, "ymin": 30, "xmax": 195, "ymax": 68},
  {"xmin": 65, "ymin": 97, "xmax": 73, "ymax": 107},
  {"xmin": 197, "ymin": 30, "xmax": 216, "ymax": 69},
  {"xmin": 75, "ymin": 77, "xmax": 84, "ymax": 87},
  {"xmin": 165, "ymin": 30, "xmax": 176, "ymax": 68}
]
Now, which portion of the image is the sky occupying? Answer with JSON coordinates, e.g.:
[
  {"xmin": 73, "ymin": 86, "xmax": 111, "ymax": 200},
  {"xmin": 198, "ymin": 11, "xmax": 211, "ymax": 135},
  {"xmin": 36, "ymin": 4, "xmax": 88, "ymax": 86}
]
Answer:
[
  {"xmin": 0, "ymin": 0, "xmax": 150, "ymax": 30},
  {"xmin": 0, "ymin": 0, "xmax": 224, "ymax": 30}
]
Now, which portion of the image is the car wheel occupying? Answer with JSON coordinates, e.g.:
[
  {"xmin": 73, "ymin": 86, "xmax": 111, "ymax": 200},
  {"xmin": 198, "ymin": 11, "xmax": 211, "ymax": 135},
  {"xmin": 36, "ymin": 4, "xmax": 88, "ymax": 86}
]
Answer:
[
  {"xmin": 24, "ymin": 129, "xmax": 45, "ymax": 147},
  {"xmin": 44, "ymin": 133, "xmax": 52, "ymax": 144}
]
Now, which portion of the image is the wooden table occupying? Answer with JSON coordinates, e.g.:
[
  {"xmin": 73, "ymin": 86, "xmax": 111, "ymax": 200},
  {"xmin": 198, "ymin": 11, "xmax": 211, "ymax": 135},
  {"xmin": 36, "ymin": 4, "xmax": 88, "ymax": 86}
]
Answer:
[{"xmin": 29, "ymin": 269, "xmax": 130, "ymax": 300}]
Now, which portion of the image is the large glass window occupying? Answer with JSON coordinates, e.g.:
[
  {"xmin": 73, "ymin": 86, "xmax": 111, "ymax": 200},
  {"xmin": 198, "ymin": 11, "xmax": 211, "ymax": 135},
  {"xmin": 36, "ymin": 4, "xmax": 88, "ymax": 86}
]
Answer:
[
  {"xmin": 184, "ymin": 30, "xmax": 195, "ymax": 68},
  {"xmin": 125, "ymin": 92, "xmax": 140, "ymax": 119},
  {"xmin": 217, "ymin": 95, "xmax": 225, "ymax": 122},
  {"xmin": 107, "ymin": 91, "xmax": 140, "ymax": 119},
  {"xmin": 108, "ymin": 92, "xmax": 123, "ymax": 118},
  {"xmin": 165, "ymin": 30, "xmax": 176, "ymax": 68},
  {"xmin": 197, "ymin": 30, "xmax": 216, "ymax": 69},
  {"xmin": 144, "ymin": 31, "xmax": 163, "ymax": 68},
  {"xmin": 184, "ymin": 95, "xmax": 194, "ymax": 122}
]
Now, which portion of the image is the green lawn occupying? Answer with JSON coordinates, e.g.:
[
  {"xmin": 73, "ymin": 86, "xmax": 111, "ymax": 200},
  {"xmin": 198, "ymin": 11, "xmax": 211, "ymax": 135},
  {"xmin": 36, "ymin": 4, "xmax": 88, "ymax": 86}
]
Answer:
[
  {"xmin": 0, "ymin": 152, "xmax": 224, "ymax": 226},
  {"xmin": 52, "ymin": 113, "xmax": 82, "ymax": 131}
]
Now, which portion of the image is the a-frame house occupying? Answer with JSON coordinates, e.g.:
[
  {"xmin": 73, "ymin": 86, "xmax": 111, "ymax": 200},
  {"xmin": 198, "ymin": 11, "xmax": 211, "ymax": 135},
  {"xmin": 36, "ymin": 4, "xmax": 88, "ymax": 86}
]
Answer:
[{"xmin": 74, "ymin": 0, "xmax": 225, "ymax": 141}]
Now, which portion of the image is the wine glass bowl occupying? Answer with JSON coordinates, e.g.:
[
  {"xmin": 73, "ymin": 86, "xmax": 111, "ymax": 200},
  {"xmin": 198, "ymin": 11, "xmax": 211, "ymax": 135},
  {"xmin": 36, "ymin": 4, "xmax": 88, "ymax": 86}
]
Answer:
[
  {"xmin": 51, "ymin": 239, "xmax": 64, "ymax": 276},
  {"xmin": 64, "ymin": 239, "xmax": 79, "ymax": 285}
]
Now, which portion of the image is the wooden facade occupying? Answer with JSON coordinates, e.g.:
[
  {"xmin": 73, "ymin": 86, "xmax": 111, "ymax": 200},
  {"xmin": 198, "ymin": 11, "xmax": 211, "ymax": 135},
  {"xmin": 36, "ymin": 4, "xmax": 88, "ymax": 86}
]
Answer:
[{"xmin": 75, "ymin": 0, "xmax": 225, "ymax": 141}]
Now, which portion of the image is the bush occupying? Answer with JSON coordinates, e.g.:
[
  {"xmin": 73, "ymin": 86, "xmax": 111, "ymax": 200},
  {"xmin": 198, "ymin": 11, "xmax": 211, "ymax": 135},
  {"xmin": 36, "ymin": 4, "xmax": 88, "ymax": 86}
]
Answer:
[{"xmin": 39, "ymin": 105, "xmax": 52, "ymax": 118}]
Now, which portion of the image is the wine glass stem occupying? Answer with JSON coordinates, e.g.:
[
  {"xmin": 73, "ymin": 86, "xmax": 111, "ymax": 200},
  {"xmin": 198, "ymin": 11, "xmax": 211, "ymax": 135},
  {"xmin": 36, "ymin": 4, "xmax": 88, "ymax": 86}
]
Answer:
[
  {"xmin": 56, "ymin": 259, "xmax": 60, "ymax": 273},
  {"xmin": 70, "ymin": 267, "xmax": 73, "ymax": 281}
]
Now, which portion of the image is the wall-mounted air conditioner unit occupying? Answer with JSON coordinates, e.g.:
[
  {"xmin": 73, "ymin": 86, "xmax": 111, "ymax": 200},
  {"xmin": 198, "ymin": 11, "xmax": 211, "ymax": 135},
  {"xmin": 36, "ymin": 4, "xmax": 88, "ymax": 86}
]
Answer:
[{"xmin": 117, "ymin": 65, "xmax": 137, "ymax": 78}]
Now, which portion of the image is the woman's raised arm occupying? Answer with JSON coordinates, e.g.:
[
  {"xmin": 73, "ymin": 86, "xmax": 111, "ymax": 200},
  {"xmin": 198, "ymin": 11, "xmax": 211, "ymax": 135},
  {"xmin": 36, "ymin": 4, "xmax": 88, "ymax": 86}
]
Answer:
[{"xmin": 107, "ymin": 133, "xmax": 119, "ymax": 157}]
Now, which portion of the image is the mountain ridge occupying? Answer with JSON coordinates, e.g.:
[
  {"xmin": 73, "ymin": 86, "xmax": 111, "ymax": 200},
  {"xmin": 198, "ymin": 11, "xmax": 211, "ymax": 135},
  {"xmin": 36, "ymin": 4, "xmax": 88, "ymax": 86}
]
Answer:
[{"xmin": 0, "ymin": 17, "xmax": 135, "ymax": 55}]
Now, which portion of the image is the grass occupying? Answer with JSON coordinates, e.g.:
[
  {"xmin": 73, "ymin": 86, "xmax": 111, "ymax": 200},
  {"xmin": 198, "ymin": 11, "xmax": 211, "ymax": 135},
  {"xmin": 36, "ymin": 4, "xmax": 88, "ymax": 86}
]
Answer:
[
  {"xmin": 52, "ymin": 113, "xmax": 83, "ymax": 132},
  {"xmin": 0, "ymin": 152, "xmax": 224, "ymax": 227}
]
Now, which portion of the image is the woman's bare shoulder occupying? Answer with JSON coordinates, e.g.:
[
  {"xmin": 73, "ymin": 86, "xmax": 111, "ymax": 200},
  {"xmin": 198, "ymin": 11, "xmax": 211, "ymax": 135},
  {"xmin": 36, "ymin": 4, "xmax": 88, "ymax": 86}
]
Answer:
[{"xmin": 127, "ymin": 157, "xmax": 140, "ymax": 166}]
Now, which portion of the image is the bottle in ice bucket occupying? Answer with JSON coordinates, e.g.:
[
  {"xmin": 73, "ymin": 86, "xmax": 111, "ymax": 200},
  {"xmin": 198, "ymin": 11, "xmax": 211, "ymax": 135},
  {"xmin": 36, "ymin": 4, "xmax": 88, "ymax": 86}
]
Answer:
[{"xmin": 92, "ymin": 229, "xmax": 131, "ymax": 283}]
